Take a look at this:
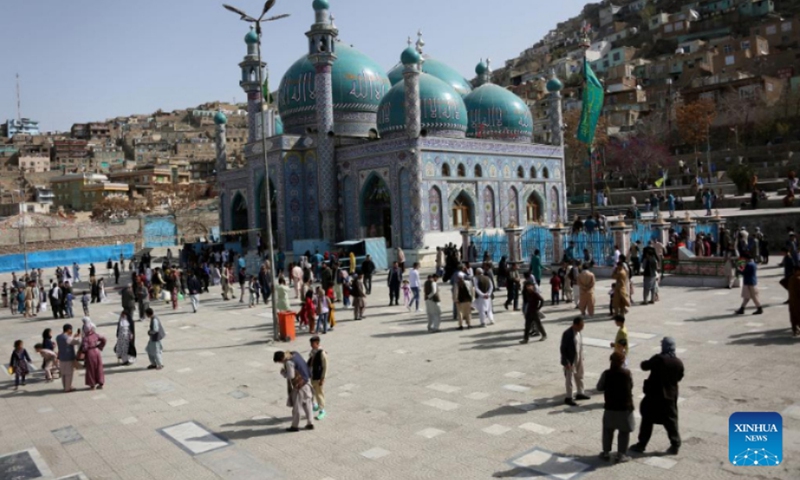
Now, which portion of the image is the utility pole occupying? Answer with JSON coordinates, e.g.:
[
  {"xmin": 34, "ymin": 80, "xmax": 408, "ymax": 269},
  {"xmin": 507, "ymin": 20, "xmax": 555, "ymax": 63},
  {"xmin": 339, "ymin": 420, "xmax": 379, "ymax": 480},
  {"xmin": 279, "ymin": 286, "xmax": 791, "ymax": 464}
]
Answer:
[{"xmin": 16, "ymin": 73, "xmax": 22, "ymax": 122}]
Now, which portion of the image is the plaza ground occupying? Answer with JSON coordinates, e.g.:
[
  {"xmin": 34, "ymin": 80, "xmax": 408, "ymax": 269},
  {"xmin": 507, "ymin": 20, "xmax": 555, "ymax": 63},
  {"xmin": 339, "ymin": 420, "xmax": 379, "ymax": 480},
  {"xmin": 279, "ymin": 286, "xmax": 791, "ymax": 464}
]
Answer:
[{"xmin": 0, "ymin": 262, "xmax": 798, "ymax": 479}]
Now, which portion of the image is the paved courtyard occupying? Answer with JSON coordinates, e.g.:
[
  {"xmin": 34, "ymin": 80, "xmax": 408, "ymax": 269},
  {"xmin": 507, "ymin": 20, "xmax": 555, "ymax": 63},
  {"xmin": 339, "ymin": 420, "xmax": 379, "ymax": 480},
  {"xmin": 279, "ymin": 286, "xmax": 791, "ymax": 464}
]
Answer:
[{"xmin": 0, "ymin": 262, "xmax": 799, "ymax": 480}]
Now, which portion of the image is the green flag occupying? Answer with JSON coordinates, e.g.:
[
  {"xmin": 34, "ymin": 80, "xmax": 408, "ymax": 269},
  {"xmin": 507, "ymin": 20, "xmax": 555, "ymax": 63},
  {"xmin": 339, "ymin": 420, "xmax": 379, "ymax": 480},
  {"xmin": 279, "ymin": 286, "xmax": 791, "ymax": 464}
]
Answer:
[
  {"xmin": 262, "ymin": 75, "xmax": 273, "ymax": 105},
  {"xmin": 577, "ymin": 59, "xmax": 604, "ymax": 145}
]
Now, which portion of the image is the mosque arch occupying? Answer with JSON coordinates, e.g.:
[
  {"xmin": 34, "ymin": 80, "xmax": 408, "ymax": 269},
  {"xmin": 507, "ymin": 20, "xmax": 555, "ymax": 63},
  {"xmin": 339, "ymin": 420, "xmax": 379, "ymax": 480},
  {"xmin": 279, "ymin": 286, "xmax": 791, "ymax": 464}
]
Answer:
[
  {"xmin": 483, "ymin": 185, "xmax": 496, "ymax": 228},
  {"xmin": 428, "ymin": 186, "xmax": 443, "ymax": 232},
  {"xmin": 543, "ymin": 167, "xmax": 550, "ymax": 179},
  {"xmin": 451, "ymin": 190, "xmax": 475, "ymax": 228},
  {"xmin": 517, "ymin": 166, "xmax": 525, "ymax": 178},
  {"xmin": 360, "ymin": 172, "xmax": 392, "ymax": 245},
  {"xmin": 457, "ymin": 163, "xmax": 466, "ymax": 178},
  {"xmin": 550, "ymin": 185, "xmax": 560, "ymax": 223},
  {"xmin": 474, "ymin": 164, "xmax": 483, "ymax": 178},
  {"xmin": 442, "ymin": 163, "xmax": 451, "ymax": 177},
  {"xmin": 231, "ymin": 192, "xmax": 249, "ymax": 233},
  {"xmin": 530, "ymin": 166, "xmax": 538, "ymax": 179},
  {"xmin": 508, "ymin": 186, "xmax": 520, "ymax": 226},
  {"xmin": 526, "ymin": 191, "xmax": 544, "ymax": 224}
]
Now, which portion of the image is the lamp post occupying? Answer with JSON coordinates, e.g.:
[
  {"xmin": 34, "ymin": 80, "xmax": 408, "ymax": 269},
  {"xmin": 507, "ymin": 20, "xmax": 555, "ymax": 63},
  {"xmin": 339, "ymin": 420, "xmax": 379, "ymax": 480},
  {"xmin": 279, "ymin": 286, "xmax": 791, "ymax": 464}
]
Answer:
[{"xmin": 223, "ymin": 0, "xmax": 289, "ymax": 341}]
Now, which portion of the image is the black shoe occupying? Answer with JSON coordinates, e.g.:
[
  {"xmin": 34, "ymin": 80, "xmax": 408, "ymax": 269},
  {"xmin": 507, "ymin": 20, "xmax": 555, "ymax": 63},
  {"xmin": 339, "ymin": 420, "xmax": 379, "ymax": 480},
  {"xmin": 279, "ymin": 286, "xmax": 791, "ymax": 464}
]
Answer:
[
  {"xmin": 457, "ymin": 326, "xmax": 464, "ymax": 331},
  {"xmin": 575, "ymin": 394, "xmax": 590, "ymax": 401},
  {"xmin": 753, "ymin": 308, "xmax": 763, "ymax": 315},
  {"xmin": 565, "ymin": 398, "xmax": 577, "ymax": 406},
  {"xmin": 666, "ymin": 445, "xmax": 680, "ymax": 455},
  {"xmin": 734, "ymin": 308, "xmax": 744, "ymax": 315},
  {"xmin": 504, "ymin": 303, "xmax": 509, "ymax": 310},
  {"xmin": 305, "ymin": 424, "xmax": 315, "ymax": 430},
  {"xmin": 629, "ymin": 443, "xmax": 645, "ymax": 453},
  {"xmin": 599, "ymin": 452, "xmax": 611, "ymax": 461},
  {"xmin": 519, "ymin": 339, "xmax": 529, "ymax": 344},
  {"xmin": 286, "ymin": 426, "xmax": 300, "ymax": 432},
  {"xmin": 147, "ymin": 365, "xmax": 157, "ymax": 369}
]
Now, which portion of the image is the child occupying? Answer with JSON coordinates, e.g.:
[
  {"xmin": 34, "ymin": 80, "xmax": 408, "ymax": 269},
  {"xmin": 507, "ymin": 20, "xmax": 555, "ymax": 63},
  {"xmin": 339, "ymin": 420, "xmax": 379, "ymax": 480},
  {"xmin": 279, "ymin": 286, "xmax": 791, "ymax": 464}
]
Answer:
[
  {"xmin": 81, "ymin": 291, "xmax": 90, "ymax": 316},
  {"xmin": 315, "ymin": 287, "xmax": 331, "ymax": 334},
  {"xmin": 9, "ymin": 340, "xmax": 32, "ymax": 390},
  {"xmin": 609, "ymin": 315, "xmax": 629, "ymax": 367},
  {"xmin": 326, "ymin": 286, "xmax": 336, "ymax": 330},
  {"xmin": 557, "ymin": 264, "xmax": 568, "ymax": 301},
  {"xmin": 65, "ymin": 291, "xmax": 75, "ymax": 318},
  {"xmin": 608, "ymin": 283, "xmax": 616, "ymax": 316},
  {"xmin": 342, "ymin": 276, "xmax": 351, "ymax": 308},
  {"xmin": 308, "ymin": 335, "xmax": 328, "ymax": 420},
  {"xmin": 549, "ymin": 271, "xmax": 561, "ymax": 306},
  {"xmin": 9, "ymin": 287, "xmax": 17, "ymax": 315},
  {"xmin": 34, "ymin": 343, "xmax": 57, "ymax": 382},
  {"xmin": 248, "ymin": 276, "xmax": 257, "ymax": 308},
  {"xmin": 2, "ymin": 282, "xmax": 7, "ymax": 308},
  {"xmin": 298, "ymin": 290, "xmax": 316, "ymax": 332},
  {"xmin": 402, "ymin": 280, "xmax": 411, "ymax": 310}
]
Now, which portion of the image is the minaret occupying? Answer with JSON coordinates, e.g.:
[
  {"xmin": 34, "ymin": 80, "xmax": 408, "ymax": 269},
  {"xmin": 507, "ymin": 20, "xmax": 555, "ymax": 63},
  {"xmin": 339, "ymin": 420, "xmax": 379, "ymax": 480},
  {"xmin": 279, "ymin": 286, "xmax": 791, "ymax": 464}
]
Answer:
[
  {"xmin": 307, "ymin": 0, "xmax": 338, "ymax": 241},
  {"xmin": 546, "ymin": 69, "xmax": 564, "ymax": 147},
  {"xmin": 214, "ymin": 112, "xmax": 228, "ymax": 174},
  {"xmin": 239, "ymin": 26, "xmax": 265, "ymax": 144},
  {"xmin": 474, "ymin": 58, "xmax": 490, "ymax": 87},
  {"xmin": 402, "ymin": 37, "xmax": 422, "ymax": 139}
]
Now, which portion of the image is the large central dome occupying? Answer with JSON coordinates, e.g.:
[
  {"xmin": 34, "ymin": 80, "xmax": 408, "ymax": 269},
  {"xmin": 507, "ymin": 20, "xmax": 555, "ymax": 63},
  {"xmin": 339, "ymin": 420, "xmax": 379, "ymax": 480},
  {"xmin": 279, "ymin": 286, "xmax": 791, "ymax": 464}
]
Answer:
[{"xmin": 277, "ymin": 42, "xmax": 391, "ymax": 136}]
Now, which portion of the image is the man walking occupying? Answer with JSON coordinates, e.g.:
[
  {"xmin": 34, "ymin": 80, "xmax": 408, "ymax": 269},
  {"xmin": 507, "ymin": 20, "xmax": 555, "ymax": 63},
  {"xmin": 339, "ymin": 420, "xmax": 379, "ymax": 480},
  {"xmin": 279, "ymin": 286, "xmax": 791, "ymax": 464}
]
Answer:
[
  {"xmin": 504, "ymin": 263, "xmax": 521, "ymax": 311},
  {"xmin": 136, "ymin": 282, "xmax": 149, "ymax": 322},
  {"xmin": 145, "ymin": 308, "xmax": 165, "ymax": 370},
  {"xmin": 473, "ymin": 267, "xmax": 494, "ymax": 326},
  {"xmin": 735, "ymin": 253, "xmax": 763, "ymax": 315},
  {"xmin": 577, "ymin": 264, "xmax": 596, "ymax": 317},
  {"xmin": 409, "ymin": 263, "xmax": 422, "ymax": 312},
  {"xmin": 387, "ymin": 262, "xmax": 402, "ymax": 306},
  {"xmin": 424, "ymin": 274, "xmax": 442, "ymax": 332},
  {"xmin": 530, "ymin": 250, "xmax": 544, "ymax": 285},
  {"xmin": 121, "ymin": 284, "xmax": 136, "ymax": 324},
  {"xmin": 72, "ymin": 262, "xmax": 81, "ymax": 283},
  {"xmin": 56, "ymin": 323, "xmax": 81, "ymax": 392},
  {"xmin": 361, "ymin": 255, "xmax": 375, "ymax": 295},
  {"xmin": 630, "ymin": 337, "xmax": 684, "ymax": 455},
  {"xmin": 273, "ymin": 350, "xmax": 314, "ymax": 432},
  {"xmin": 351, "ymin": 273, "xmax": 366, "ymax": 320},
  {"xmin": 187, "ymin": 272, "xmax": 201, "ymax": 313},
  {"xmin": 560, "ymin": 317, "xmax": 590, "ymax": 406},
  {"xmin": 307, "ymin": 336, "xmax": 328, "ymax": 420},
  {"xmin": 641, "ymin": 248, "xmax": 659, "ymax": 305}
]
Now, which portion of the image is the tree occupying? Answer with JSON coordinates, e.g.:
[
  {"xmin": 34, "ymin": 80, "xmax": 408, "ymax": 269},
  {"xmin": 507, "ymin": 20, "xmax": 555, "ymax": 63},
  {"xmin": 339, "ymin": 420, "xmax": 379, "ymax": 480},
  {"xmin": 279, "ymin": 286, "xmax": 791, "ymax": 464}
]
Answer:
[
  {"xmin": 604, "ymin": 134, "xmax": 673, "ymax": 184},
  {"xmin": 676, "ymin": 99, "xmax": 717, "ymax": 152},
  {"xmin": 150, "ymin": 183, "xmax": 211, "ymax": 242},
  {"xmin": 90, "ymin": 196, "xmax": 145, "ymax": 223},
  {"xmin": 564, "ymin": 108, "xmax": 609, "ymax": 192}
]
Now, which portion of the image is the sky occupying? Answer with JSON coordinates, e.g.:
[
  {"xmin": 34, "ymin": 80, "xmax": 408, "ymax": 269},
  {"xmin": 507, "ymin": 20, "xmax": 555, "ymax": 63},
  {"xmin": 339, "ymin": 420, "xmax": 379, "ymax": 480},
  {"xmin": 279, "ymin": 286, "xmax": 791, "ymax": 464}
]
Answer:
[{"xmin": 1, "ymin": 0, "xmax": 591, "ymax": 133}]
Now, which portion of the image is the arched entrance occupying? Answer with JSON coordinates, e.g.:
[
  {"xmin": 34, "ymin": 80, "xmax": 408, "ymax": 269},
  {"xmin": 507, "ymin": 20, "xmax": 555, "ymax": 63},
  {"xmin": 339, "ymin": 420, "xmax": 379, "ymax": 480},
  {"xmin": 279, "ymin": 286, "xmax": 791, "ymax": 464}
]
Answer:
[
  {"xmin": 231, "ymin": 192, "xmax": 249, "ymax": 246},
  {"xmin": 526, "ymin": 192, "xmax": 543, "ymax": 224},
  {"xmin": 257, "ymin": 178, "xmax": 278, "ymax": 241},
  {"xmin": 550, "ymin": 186, "xmax": 560, "ymax": 223},
  {"xmin": 452, "ymin": 191, "xmax": 475, "ymax": 228},
  {"xmin": 361, "ymin": 174, "xmax": 392, "ymax": 245},
  {"xmin": 483, "ymin": 186, "xmax": 496, "ymax": 228}
]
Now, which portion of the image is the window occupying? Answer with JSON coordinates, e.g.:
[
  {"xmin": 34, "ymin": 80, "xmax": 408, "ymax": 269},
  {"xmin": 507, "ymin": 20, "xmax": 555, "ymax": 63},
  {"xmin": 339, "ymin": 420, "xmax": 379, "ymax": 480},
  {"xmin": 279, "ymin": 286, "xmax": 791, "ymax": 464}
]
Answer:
[
  {"xmin": 725, "ymin": 55, "xmax": 735, "ymax": 65},
  {"xmin": 766, "ymin": 25, "xmax": 777, "ymax": 35},
  {"xmin": 766, "ymin": 82, "xmax": 774, "ymax": 92},
  {"xmin": 675, "ymin": 22, "xmax": 684, "ymax": 31},
  {"xmin": 530, "ymin": 166, "xmax": 538, "ymax": 179},
  {"xmin": 741, "ymin": 41, "xmax": 750, "ymax": 50},
  {"xmin": 457, "ymin": 163, "xmax": 466, "ymax": 177},
  {"xmin": 782, "ymin": 21, "xmax": 792, "ymax": 32},
  {"xmin": 723, "ymin": 44, "xmax": 733, "ymax": 54},
  {"xmin": 474, "ymin": 165, "xmax": 483, "ymax": 177},
  {"xmin": 613, "ymin": 52, "xmax": 621, "ymax": 61},
  {"xmin": 665, "ymin": 24, "xmax": 673, "ymax": 33},
  {"xmin": 603, "ymin": 60, "xmax": 609, "ymax": 68},
  {"xmin": 542, "ymin": 167, "xmax": 550, "ymax": 179},
  {"xmin": 517, "ymin": 166, "xmax": 525, "ymax": 178}
]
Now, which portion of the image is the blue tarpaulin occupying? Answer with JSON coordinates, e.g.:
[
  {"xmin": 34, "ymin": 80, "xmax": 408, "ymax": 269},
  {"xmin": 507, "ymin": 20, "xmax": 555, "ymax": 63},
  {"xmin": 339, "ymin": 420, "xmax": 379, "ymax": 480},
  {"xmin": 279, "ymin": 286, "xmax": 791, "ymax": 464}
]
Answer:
[{"xmin": 0, "ymin": 244, "xmax": 135, "ymax": 273}]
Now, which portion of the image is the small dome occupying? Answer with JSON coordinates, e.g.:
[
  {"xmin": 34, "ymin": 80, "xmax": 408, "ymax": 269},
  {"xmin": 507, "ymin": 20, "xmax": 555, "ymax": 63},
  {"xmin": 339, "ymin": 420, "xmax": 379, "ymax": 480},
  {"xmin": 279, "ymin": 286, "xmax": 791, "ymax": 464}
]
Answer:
[
  {"xmin": 244, "ymin": 28, "xmax": 258, "ymax": 45},
  {"xmin": 214, "ymin": 112, "xmax": 228, "ymax": 125},
  {"xmin": 401, "ymin": 47, "xmax": 421, "ymax": 66},
  {"xmin": 388, "ymin": 56, "xmax": 472, "ymax": 96},
  {"xmin": 377, "ymin": 73, "xmax": 468, "ymax": 138},
  {"xmin": 464, "ymin": 83, "xmax": 533, "ymax": 141},
  {"xmin": 475, "ymin": 61, "xmax": 488, "ymax": 76},
  {"xmin": 546, "ymin": 77, "xmax": 564, "ymax": 92},
  {"xmin": 312, "ymin": 0, "xmax": 330, "ymax": 11}
]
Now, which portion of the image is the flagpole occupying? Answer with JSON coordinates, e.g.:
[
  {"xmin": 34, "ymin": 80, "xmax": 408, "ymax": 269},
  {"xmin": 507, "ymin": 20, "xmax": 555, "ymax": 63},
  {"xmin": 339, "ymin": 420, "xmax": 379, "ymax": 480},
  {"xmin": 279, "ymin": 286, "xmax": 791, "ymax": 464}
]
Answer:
[{"xmin": 582, "ymin": 24, "xmax": 595, "ymax": 218}]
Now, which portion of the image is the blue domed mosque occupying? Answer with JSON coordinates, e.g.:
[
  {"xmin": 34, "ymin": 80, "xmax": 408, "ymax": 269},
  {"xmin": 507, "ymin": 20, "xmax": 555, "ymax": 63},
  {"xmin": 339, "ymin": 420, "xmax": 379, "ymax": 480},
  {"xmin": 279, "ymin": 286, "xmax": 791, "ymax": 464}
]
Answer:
[{"xmin": 215, "ymin": 0, "xmax": 567, "ymax": 261}]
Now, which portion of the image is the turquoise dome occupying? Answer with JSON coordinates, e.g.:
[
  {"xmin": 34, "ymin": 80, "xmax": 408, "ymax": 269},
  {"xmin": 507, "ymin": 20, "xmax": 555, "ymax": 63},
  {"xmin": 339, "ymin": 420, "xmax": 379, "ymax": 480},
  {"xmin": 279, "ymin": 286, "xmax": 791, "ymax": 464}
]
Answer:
[
  {"xmin": 388, "ymin": 56, "xmax": 472, "ymax": 97},
  {"xmin": 278, "ymin": 42, "xmax": 391, "ymax": 133},
  {"xmin": 214, "ymin": 112, "xmax": 228, "ymax": 125},
  {"xmin": 475, "ymin": 61, "xmax": 488, "ymax": 76},
  {"xmin": 245, "ymin": 28, "xmax": 258, "ymax": 45},
  {"xmin": 546, "ymin": 77, "xmax": 563, "ymax": 92},
  {"xmin": 401, "ymin": 47, "xmax": 421, "ymax": 66},
  {"xmin": 312, "ymin": 0, "xmax": 330, "ymax": 11},
  {"xmin": 464, "ymin": 83, "xmax": 533, "ymax": 141},
  {"xmin": 377, "ymin": 73, "xmax": 468, "ymax": 138}
]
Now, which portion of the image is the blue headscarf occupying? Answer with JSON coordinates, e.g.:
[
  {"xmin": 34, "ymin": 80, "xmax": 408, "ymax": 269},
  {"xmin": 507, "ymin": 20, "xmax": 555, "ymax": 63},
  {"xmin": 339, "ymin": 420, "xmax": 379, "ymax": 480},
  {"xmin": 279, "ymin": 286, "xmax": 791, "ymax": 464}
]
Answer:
[{"xmin": 661, "ymin": 337, "xmax": 677, "ymax": 357}]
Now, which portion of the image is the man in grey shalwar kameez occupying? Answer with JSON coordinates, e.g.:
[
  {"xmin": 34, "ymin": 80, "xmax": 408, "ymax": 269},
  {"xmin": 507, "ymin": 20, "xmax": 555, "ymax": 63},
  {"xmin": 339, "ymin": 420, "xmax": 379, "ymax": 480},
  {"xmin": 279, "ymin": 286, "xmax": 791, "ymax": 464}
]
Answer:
[
  {"xmin": 145, "ymin": 307, "xmax": 165, "ymax": 370},
  {"xmin": 274, "ymin": 351, "xmax": 314, "ymax": 432}
]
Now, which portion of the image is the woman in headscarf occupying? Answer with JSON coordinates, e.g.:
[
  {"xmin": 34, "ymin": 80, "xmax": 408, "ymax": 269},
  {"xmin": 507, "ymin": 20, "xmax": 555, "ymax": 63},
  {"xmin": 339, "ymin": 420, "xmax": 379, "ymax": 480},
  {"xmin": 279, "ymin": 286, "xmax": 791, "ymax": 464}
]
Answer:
[
  {"xmin": 80, "ymin": 317, "xmax": 107, "ymax": 390},
  {"xmin": 115, "ymin": 312, "xmax": 134, "ymax": 366},
  {"xmin": 596, "ymin": 351, "xmax": 635, "ymax": 463}
]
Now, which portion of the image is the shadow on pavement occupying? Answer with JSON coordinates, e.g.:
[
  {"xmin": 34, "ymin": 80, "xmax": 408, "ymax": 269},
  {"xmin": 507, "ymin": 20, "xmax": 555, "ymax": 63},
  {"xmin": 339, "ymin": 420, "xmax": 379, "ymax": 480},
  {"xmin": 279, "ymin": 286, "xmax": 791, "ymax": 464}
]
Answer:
[{"xmin": 727, "ymin": 328, "xmax": 798, "ymax": 346}]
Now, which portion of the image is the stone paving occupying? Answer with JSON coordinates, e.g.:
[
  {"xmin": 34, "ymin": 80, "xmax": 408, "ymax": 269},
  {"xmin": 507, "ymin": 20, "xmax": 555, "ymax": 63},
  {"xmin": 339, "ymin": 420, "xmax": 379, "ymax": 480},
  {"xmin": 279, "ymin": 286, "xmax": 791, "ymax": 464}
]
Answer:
[{"xmin": 0, "ymin": 262, "xmax": 799, "ymax": 479}]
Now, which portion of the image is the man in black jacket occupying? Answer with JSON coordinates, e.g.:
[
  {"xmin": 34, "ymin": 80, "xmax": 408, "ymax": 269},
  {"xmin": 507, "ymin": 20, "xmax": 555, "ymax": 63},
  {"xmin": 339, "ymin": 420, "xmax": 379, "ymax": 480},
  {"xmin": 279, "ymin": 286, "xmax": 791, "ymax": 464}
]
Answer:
[
  {"xmin": 560, "ymin": 317, "xmax": 589, "ymax": 406},
  {"xmin": 630, "ymin": 337, "xmax": 685, "ymax": 455},
  {"xmin": 187, "ymin": 273, "xmax": 202, "ymax": 313},
  {"xmin": 387, "ymin": 262, "xmax": 402, "ymax": 306},
  {"xmin": 361, "ymin": 255, "xmax": 376, "ymax": 295}
]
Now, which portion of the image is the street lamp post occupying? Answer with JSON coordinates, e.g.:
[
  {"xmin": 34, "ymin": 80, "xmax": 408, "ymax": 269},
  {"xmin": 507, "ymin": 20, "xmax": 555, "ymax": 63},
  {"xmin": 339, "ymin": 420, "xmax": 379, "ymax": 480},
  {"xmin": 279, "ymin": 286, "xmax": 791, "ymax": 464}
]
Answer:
[{"xmin": 223, "ymin": 0, "xmax": 289, "ymax": 342}]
